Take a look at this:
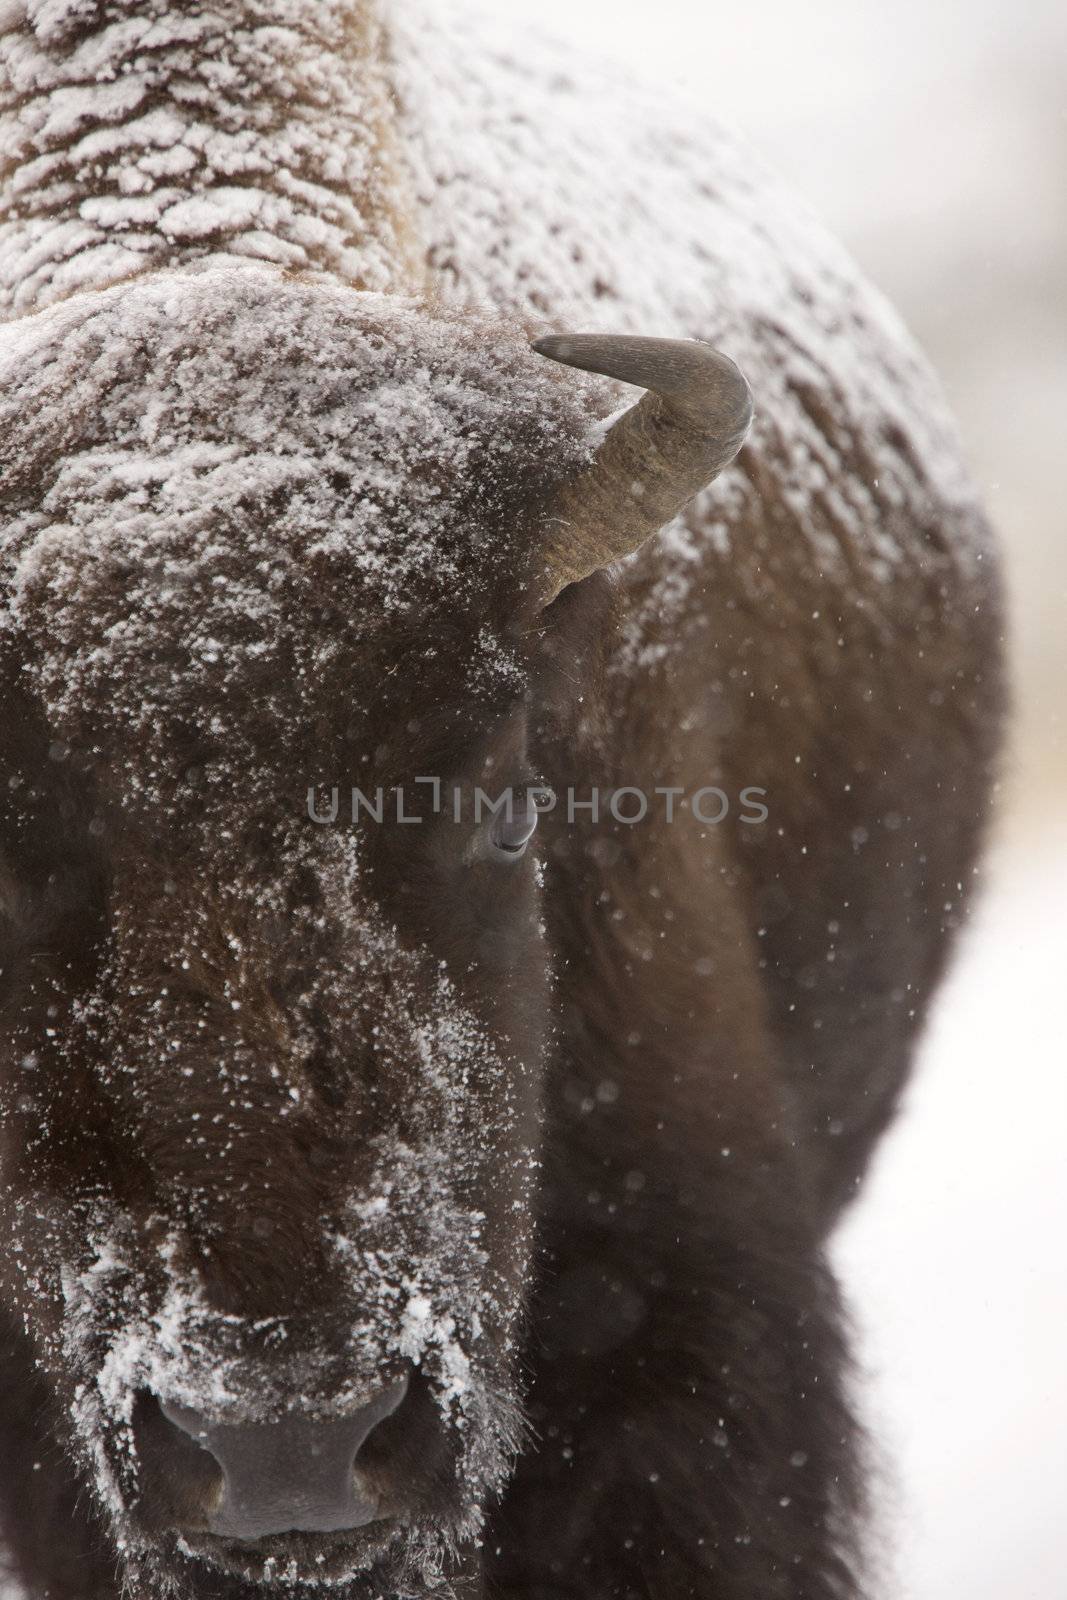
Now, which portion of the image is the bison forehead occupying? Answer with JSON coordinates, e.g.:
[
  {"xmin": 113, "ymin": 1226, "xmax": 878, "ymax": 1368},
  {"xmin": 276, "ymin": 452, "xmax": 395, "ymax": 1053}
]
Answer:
[{"xmin": 0, "ymin": 259, "xmax": 598, "ymax": 748}]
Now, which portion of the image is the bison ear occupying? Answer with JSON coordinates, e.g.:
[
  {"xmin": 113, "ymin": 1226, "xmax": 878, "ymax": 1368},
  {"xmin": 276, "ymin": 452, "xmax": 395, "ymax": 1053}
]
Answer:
[{"xmin": 531, "ymin": 334, "xmax": 752, "ymax": 606}]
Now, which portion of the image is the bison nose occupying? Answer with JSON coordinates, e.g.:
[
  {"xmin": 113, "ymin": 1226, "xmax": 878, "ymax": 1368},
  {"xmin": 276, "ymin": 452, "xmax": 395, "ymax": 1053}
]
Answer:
[{"xmin": 158, "ymin": 1378, "xmax": 408, "ymax": 1539}]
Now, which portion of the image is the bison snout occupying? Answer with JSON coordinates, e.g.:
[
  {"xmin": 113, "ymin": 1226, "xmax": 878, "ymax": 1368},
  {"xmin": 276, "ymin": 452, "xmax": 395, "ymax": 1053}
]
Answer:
[{"xmin": 155, "ymin": 1379, "xmax": 409, "ymax": 1539}]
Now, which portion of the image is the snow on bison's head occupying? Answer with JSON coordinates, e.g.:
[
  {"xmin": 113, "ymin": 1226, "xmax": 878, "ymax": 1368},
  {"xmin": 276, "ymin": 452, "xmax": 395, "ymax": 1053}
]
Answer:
[{"xmin": 0, "ymin": 262, "xmax": 750, "ymax": 1594}]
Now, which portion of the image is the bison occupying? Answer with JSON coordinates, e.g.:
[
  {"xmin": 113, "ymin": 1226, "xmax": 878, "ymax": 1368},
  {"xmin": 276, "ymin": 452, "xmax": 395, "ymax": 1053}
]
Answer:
[{"xmin": 0, "ymin": 2, "xmax": 1004, "ymax": 1598}]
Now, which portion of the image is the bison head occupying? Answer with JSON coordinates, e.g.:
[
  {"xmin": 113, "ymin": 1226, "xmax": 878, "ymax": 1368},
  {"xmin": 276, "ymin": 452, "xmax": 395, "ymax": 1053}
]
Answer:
[{"xmin": 0, "ymin": 263, "xmax": 749, "ymax": 1594}]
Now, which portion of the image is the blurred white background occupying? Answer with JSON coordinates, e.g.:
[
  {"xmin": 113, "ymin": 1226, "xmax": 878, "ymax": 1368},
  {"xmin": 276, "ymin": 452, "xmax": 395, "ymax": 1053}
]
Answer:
[{"xmin": 491, "ymin": 2, "xmax": 1067, "ymax": 1596}]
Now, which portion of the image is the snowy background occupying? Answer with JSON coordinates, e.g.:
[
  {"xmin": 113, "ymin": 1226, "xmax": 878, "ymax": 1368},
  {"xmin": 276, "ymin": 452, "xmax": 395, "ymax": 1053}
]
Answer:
[{"xmin": 488, "ymin": 0, "xmax": 1067, "ymax": 1595}]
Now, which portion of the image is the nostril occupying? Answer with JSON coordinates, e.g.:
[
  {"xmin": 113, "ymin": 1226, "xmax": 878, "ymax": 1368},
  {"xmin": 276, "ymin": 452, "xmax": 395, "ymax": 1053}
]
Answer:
[
  {"xmin": 132, "ymin": 1391, "xmax": 224, "ymax": 1533},
  {"xmin": 155, "ymin": 1376, "xmax": 410, "ymax": 1539}
]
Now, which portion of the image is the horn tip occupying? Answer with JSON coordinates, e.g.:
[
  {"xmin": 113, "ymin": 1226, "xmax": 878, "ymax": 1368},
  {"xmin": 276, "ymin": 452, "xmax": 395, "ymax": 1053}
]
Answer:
[{"xmin": 532, "ymin": 335, "xmax": 574, "ymax": 362}]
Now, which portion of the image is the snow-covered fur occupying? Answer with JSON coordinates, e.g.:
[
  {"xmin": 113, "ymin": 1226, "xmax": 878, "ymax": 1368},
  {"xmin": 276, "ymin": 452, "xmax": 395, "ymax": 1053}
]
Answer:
[
  {"xmin": 0, "ymin": 3, "xmax": 1004, "ymax": 1599},
  {"xmin": 0, "ymin": 0, "xmax": 422, "ymax": 308}
]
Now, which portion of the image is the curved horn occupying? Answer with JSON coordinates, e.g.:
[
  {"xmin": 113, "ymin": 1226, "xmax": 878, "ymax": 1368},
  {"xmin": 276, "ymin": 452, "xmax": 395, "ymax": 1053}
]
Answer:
[{"xmin": 531, "ymin": 334, "xmax": 753, "ymax": 604}]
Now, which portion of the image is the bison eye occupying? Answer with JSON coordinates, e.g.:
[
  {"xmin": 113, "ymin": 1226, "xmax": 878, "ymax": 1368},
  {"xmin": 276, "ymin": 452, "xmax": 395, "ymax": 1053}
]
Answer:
[{"xmin": 488, "ymin": 796, "xmax": 539, "ymax": 861}]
